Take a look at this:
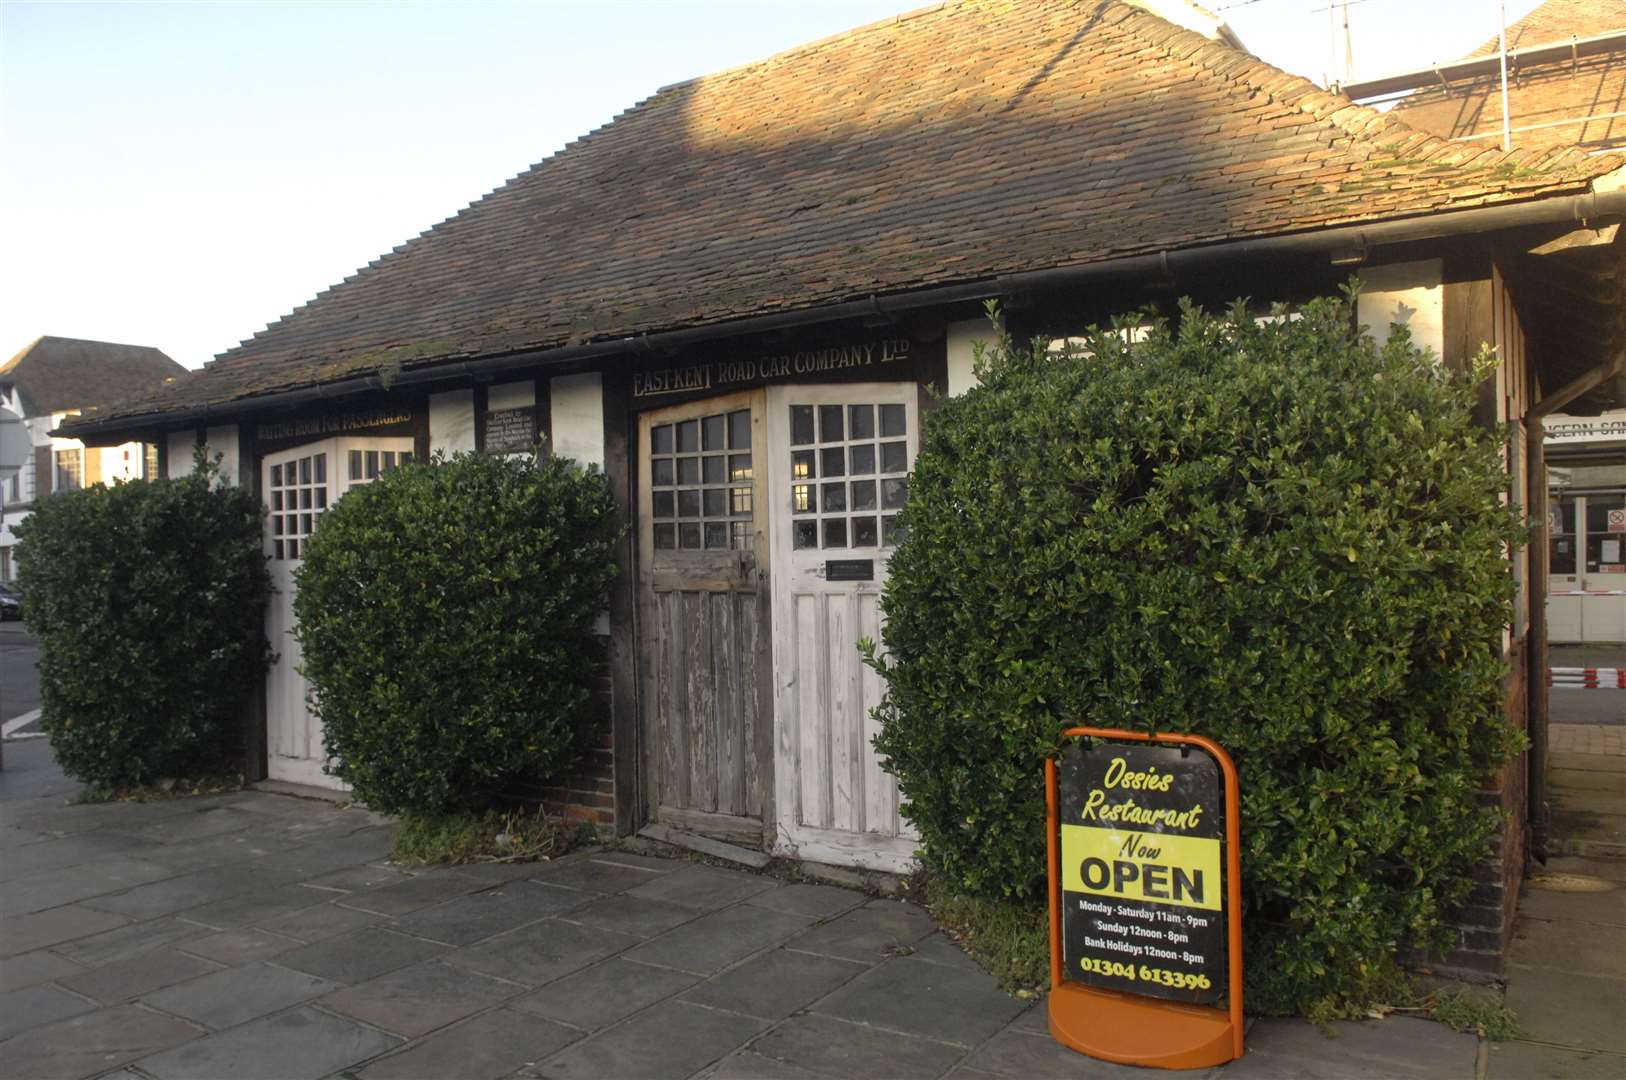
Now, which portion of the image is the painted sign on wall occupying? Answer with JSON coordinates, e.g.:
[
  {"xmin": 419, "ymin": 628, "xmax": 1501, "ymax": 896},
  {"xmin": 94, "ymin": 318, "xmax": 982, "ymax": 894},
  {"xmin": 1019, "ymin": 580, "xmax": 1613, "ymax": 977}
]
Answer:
[
  {"xmin": 1058, "ymin": 742, "xmax": 1224, "ymax": 1004},
  {"xmin": 484, "ymin": 406, "xmax": 536, "ymax": 454}
]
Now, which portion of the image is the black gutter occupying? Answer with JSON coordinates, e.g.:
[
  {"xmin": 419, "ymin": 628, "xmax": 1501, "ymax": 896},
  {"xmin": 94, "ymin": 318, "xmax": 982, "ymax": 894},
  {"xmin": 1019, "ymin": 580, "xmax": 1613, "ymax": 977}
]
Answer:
[{"xmin": 59, "ymin": 186, "xmax": 1626, "ymax": 441}]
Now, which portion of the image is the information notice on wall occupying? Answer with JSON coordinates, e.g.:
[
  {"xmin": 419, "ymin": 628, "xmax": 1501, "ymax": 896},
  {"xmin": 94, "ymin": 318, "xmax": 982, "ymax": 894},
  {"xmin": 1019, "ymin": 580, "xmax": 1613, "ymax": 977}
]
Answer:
[
  {"xmin": 484, "ymin": 407, "xmax": 536, "ymax": 454},
  {"xmin": 1058, "ymin": 742, "xmax": 1226, "ymax": 1005}
]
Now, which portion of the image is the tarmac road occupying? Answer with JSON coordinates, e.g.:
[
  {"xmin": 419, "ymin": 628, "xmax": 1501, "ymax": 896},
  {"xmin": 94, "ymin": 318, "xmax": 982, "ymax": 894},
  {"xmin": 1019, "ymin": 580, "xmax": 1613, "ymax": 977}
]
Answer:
[{"xmin": 1, "ymin": 620, "xmax": 42, "ymax": 726}]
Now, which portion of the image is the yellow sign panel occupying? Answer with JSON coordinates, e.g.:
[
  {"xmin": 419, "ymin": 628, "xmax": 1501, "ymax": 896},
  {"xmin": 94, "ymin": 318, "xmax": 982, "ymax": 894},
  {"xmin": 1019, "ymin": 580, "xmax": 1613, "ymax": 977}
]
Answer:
[{"xmin": 1061, "ymin": 824, "xmax": 1222, "ymax": 912}]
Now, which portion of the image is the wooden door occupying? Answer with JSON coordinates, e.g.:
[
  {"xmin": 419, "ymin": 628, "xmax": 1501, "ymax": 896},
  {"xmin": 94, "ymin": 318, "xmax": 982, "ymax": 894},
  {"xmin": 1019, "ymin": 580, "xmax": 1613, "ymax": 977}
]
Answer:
[
  {"xmin": 637, "ymin": 392, "xmax": 772, "ymax": 845},
  {"xmin": 767, "ymin": 383, "xmax": 918, "ymax": 873},
  {"xmin": 263, "ymin": 437, "xmax": 415, "ymax": 788}
]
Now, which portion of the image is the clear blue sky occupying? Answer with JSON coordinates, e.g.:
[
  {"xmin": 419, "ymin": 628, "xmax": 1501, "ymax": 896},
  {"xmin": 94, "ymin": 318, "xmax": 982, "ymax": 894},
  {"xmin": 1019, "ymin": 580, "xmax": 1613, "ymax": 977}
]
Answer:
[{"xmin": 0, "ymin": 0, "xmax": 1547, "ymax": 370}]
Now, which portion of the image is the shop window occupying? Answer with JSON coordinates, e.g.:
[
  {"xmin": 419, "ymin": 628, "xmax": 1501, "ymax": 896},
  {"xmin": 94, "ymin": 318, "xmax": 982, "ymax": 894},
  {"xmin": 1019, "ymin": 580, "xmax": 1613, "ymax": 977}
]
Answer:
[
  {"xmin": 1549, "ymin": 497, "xmax": 1577, "ymax": 575},
  {"xmin": 650, "ymin": 410, "xmax": 753, "ymax": 551},
  {"xmin": 54, "ymin": 449, "xmax": 82, "ymax": 492},
  {"xmin": 788, "ymin": 402, "xmax": 908, "ymax": 550},
  {"xmin": 1585, "ymin": 495, "xmax": 1626, "ymax": 573}
]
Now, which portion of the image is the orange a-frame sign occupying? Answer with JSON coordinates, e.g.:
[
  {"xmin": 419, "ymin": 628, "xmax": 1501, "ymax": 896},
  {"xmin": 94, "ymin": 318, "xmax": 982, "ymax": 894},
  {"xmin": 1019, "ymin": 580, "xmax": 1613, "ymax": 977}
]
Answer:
[{"xmin": 1046, "ymin": 726, "xmax": 1244, "ymax": 1069}]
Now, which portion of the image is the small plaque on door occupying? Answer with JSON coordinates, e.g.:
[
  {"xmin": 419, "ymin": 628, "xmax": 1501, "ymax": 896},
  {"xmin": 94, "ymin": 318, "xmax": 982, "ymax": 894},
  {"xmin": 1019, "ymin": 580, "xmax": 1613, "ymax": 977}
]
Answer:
[{"xmin": 825, "ymin": 559, "xmax": 874, "ymax": 581}]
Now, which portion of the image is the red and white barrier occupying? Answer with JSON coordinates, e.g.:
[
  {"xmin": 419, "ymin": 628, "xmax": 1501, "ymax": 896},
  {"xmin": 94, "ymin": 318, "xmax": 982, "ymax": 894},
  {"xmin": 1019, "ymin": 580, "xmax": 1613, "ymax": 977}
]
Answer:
[
  {"xmin": 1548, "ymin": 667, "xmax": 1626, "ymax": 689},
  {"xmin": 1549, "ymin": 590, "xmax": 1626, "ymax": 596}
]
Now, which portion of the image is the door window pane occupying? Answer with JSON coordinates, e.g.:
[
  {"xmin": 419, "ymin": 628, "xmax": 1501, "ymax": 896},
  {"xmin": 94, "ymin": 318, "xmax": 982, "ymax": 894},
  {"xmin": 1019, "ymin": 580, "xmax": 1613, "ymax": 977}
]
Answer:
[
  {"xmin": 702, "ymin": 414, "xmax": 725, "ymax": 451},
  {"xmin": 677, "ymin": 457, "xmax": 700, "ymax": 485},
  {"xmin": 794, "ymin": 520, "xmax": 818, "ymax": 549},
  {"xmin": 1586, "ymin": 496, "xmax": 1626, "ymax": 570},
  {"xmin": 822, "ymin": 482, "xmax": 847, "ymax": 513},
  {"xmin": 881, "ymin": 441, "xmax": 907, "ymax": 474},
  {"xmin": 730, "ymin": 454, "xmax": 753, "ymax": 481},
  {"xmin": 654, "ymin": 523, "xmax": 676, "ymax": 549},
  {"xmin": 653, "ymin": 491, "xmax": 674, "ymax": 519},
  {"xmin": 790, "ymin": 406, "xmax": 815, "ymax": 446},
  {"xmin": 850, "ymin": 444, "xmax": 875, "ymax": 475},
  {"xmin": 649, "ymin": 408, "xmax": 756, "ymax": 555},
  {"xmin": 851, "ymin": 480, "xmax": 877, "ymax": 512},
  {"xmin": 652, "ymin": 425, "xmax": 673, "ymax": 454},
  {"xmin": 819, "ymin": 405, "xmax": 844, "ymax": 442},
  {"xmin": 703, "ymin": 456, "xmax": 725, "ymax": 484},
  {"xmin": 880, "ymin": 404, "xmax": 907, "ymax": 437},
  {"xmin": 882, "ymin": 477, "xmax": 908, "ymax": 510},
  {"xmin": 852, "ymin": 516, "xmax": 878, "ymax": 547},
  {"xmin": 676, "ymin": 420, "xmax": 699, "ymax": 453},
  {"xmin": 677, "ymin": 490, "xmax": 701, "ymax": 517},
  {"xmin": 821, "ymin": 447, "xmax": 845, "ymax": 477},
  {"xmin": 849, "ymin": 404, "xmax": 875, "ymax": 439},
  {"xmin": 1549, "ymin": 498, "xmax": 1576, "ymax": 575},
  {"xmin": 823, "ymin": 518, "xmax": 847, "ymax": 547},
  {"xmin": 679, "ymin": 523, "xmax": 702, "ymax": 549},
  {"xmin": 791, "ymin": 450, "xmax": 815, "ymax": 479},
  {"xmin": 703, "ymin": 489, "xmax": 726, "ymax": 517},
  {"xmin": 728, "ymin": 410, "xmax": 752, "ymax": 449}
]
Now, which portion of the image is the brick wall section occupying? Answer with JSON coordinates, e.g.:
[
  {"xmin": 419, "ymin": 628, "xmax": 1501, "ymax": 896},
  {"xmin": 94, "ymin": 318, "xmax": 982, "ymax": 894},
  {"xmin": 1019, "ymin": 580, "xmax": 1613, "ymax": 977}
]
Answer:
[
  {"xmin": 1426, "ymin": 638, "xmax": 1529, "ymax": 981},
  {"xmin": 506, "ymin": 634, "xmax": 617, "ymax": 829}
]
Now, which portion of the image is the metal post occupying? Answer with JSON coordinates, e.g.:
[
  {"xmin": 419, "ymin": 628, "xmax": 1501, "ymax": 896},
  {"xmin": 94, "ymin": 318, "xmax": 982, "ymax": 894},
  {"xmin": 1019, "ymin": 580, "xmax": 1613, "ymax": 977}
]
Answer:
[
  {"xmin": 1527, "ymin": 419, "xmax": 1550, "ymax": 859},
  {"xmin": 1499, "ymin": 0, "xmax": 1513, "ymax": 151}
]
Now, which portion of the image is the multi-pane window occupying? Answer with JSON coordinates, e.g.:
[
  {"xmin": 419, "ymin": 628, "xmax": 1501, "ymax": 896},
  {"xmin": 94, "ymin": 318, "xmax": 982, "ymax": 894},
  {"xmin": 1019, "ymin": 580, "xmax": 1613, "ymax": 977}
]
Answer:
[
  {"xmin": 650, "ymin": 409, "xmax": 753, "ymax": 551},
  {"xmin": 789, "ymin": 403, "xmax": 907, "ymax": 550},
  {"xmin": 54, "ymin": 449, "xmax": 83, "ymax": 492},
  {"xmin": 143, "ymin": 443, "xmax": 159, "ymax": 481},
  {"xmin": 269, "ymin": 453, "xmax": 327, "ymax": 561},
  {"xmin": 347, "ymin": 448, "xmax": 410, "ymax": 482}
]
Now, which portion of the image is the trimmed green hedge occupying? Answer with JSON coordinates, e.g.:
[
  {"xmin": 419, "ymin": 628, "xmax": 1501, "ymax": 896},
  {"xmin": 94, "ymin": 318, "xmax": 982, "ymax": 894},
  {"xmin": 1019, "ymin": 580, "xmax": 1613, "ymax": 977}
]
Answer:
[
  {"xmin": 869, "ymin": 294, "xmax": 1524, "ymax": 1017},
  {"xmin": 15, "ymin": 456, "xmax": 270, "ymax": 789},
  {"xmin": 293, "ymin": 452, "xmax": 618, "ymax": 814}
]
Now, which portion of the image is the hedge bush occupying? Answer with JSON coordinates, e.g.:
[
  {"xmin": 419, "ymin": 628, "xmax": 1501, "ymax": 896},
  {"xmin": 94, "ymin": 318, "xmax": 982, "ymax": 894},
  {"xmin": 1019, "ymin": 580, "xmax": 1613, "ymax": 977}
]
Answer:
[
  {"xmin": 15, "ymin": 454, "xmax": 270, "ymax": 789},
  {"xmin": 868, "ymin": 293, "xmax": 1525, "ymax": 1017},
  {"xmin": 294, "ymin": 451, "xmax": 618, "ymax": 815}
]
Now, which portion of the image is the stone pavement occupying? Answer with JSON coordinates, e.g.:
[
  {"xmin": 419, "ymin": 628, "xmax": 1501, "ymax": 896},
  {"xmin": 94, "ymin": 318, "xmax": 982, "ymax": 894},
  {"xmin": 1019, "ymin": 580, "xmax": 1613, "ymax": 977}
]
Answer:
[{"xmin": 2, "ymin": 738, "xmax": 1480, "ymax": 1079}]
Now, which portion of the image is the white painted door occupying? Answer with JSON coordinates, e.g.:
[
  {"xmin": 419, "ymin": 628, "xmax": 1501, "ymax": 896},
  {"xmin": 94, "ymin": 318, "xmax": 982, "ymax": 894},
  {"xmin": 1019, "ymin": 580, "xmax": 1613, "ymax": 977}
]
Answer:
[
  {"xmin": 263, "ymin": 437, "xmax": 415, "ymax": 787},
  {"xmin": 1583, "ymin": 494, "xmax": 1626, "ymax": 642},
  {"xmin": 767, "ymin": 384, "xmax": 919, "ymax": 872}
]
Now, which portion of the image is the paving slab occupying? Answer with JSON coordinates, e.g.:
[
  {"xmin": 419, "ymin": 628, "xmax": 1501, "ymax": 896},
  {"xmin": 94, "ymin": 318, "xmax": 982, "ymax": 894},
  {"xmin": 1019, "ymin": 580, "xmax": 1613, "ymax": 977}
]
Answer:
[
  {"xmin": 129, "ymin": 806, "xmax": 264, "ymax": 844},
  {"xmin": 390, "ymin": 881, "xmax": 590, "ymax": 946},
  {"xmin": 455, "ymin": 859, "xmax": 562, "ymax": 884},
  {"xmin": 174, "ymin": 926, "xmax": 301, "ymax": 966},
  {"xmin": 813, "ymin": 955, "xmax": 1027, "ymax": 1048},
  {"xmin": 1503, "ymin": 966, "xmax": 1626, "ymax": 1054},
  {"xmin": 1517, "ymin": 876, "xmax": 1626, "ymax": 926},
  {"xmin": 275, "ymin": 926, "xmax": 451, "ymax": 984},
  {"xmin": 2, "ymin": 857, "xmax": 177, "ymax": 916},
  {"xmin": 560, "ymin": 892, "xmax": 702, "ymax": 939},
  {"xmin": 179, "ymin": 881, "xmax": 334, "ymax": 930},
  {"xmin": 747, "ymin": 1011, "xmax": 966, "ymax": 1080},
  {"xmin": 744, "ymin": 883, "xmax": 867, "ymax": 920},
  {"xmin": 303, "ymin": 864, "xmax": 411, "ymax": 893},
  {"xmin": 624, "ymin": 903, "xmax": 813, "ymax": 975},
  {"xmin": 358, "ymin": 1007, "xmax": 582, "ymax": 1079},
  {"xmin": 624, "ymin": 864, "xmax": 779, "ymax": 912},
  {"xmin": 784, "ymin": 901, "xmax": 936, "ymax": 964},
  {"xmin": 0, "ymin": 982, "xmax": 97, "ymax": 1041},
  {"xmin": 530, "ymin": 855, "xmax": 666, "ymax": 894},
  {"xmin": 318, "ymin": 957, "xmax": 521, "ymax": 1037},
  {"xmin": 959, "ymin": 1025, "xmax": 1168, "ymax": 1078},
  {"xmin": 451, "ymin": 917, "xmax": 639, "ymax": 987},
  {"xmin": 134, "ymin": 830, "xmax": 298, "ymax": 872},
  {"xmin": 911, "ymin": 932, "xmax": 983, "ymax": 972},
  {"xmin": 140, "ymin": 960, "xmax": 339, "ymax": 1030},
  {"xmin": 705, "ymin": 1049, "xmax": 832, "ymax": 1080},
  {"xmin": 0, "ymin": 947, "xmax": 84, "ymax": 992},
  {"xmin": 682, "ymin": 947, "xmax": 868, "ymax": 1020},
  {"xmin": 46, "ymin": 914, "xmax": 206, "ymax": 967},
  {"xmin": 341, "ymin": 871, "xmax": 488, "ymax": 916},
  {"xmin": 1485, "ymin": 1040, "xmax": 1626, "ymax": 1079},
  {"xmin": 0, "ymin": 1003, "xmax": 203, "ymax": 1080},
  {"xmin": 1225, "ymin": 1017, "xmax": 1478, "ymax": 1078},
  {"xmin": 534, "ymin": 998, "xmax": 768, "ymax": 1079},
  {"xmin": 55, "ymin": 946, "xmax": 222, "ymax": 1004},
  {"xmin": 509, "ymin": 956, "xmax": 702, "ymax": 1031},
  {"xmin": 132, "ymin": 1003, "xmax": 400, "ymax": 1080},
  {"xmin": 0, "ymin": 903, "xmax": 128, "ymax": 958},
  {"xmin": 257, "ymin": 898, "xmax": 383, "ymax": 942},
  {"xmin": 588, "ymin": 850, "xmax": 684, "ymax": 873},
  {"xmin": 1508, "ymin": 915, "xmax": 1626, "ymax": 979},
  {"xmin": 80, "ymin": 865, "xmax": 279, "ymax": 920},
  {"xmin": 0, "ymin": 830, "xmax": 162, "ymax": 884}
]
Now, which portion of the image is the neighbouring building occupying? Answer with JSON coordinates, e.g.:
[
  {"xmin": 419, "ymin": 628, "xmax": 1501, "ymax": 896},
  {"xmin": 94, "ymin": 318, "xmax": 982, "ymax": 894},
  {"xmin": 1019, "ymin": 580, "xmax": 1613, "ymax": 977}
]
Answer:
[
  {"xmin": 0, "ymin": 336, "xmax": 186, "ymax": 581},
  {"xmin": 1346, "ymin": 0, "xmax": 1626, "ymax": 644},
  {"xmin": 58, "ymin": 0, "xmax": 1626, "ymax": 979}
]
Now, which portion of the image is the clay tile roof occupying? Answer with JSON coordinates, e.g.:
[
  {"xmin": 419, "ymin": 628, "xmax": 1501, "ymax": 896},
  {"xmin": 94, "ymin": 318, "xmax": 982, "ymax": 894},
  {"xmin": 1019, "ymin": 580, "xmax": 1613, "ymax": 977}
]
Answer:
[
  {"xmin": 1391, "ymin": 0, "xmax": 1626, "ymax": 150},
  {"xmin": 77, "ymin": 0, "xmax": 1626, "ymax": 426},
  {"xmin": 0, "ymin": 336, "xmax": 187, "ymax": 416},
  {"xmin": 1464, "ymin": 0, "xmax": 1624, "ymax": 56}
]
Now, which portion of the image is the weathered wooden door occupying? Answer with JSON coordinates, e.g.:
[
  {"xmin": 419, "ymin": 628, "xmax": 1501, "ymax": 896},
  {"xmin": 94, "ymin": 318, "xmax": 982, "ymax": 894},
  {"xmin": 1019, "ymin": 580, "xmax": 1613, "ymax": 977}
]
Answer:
[
  {"xmin": 767, "ymin": 383, "xmax": 918, "ymax": 872},
  {"xmin": 637, "ymin": 392, "xmax": 772, "ymax": 844},
  {"xmin": 263, "ymin": 437, "xmax": 415, "ymax": 788}
]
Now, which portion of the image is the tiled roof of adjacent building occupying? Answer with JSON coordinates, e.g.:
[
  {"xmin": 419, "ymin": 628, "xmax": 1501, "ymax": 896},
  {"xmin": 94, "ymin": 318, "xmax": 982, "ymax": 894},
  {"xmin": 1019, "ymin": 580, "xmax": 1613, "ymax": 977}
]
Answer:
[
  {"xmin": 1391, "ymin": 0, "xmax": 1626, "ymax": 151},
  {"xmin": 0, "ymin": 336, "xmax": 187, "ymax": 417},
  {"xmin": 73, "ymin": 0, "xmax": 1626, "ymax": 426}
]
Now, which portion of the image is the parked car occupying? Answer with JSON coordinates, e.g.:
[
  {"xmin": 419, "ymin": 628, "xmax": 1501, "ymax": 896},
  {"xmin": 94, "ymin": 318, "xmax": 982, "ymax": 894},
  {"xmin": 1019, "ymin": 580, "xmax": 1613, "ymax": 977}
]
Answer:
[{"xmin": 0, "ymin": 582, "xmax": 21, "ymax": 621}]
